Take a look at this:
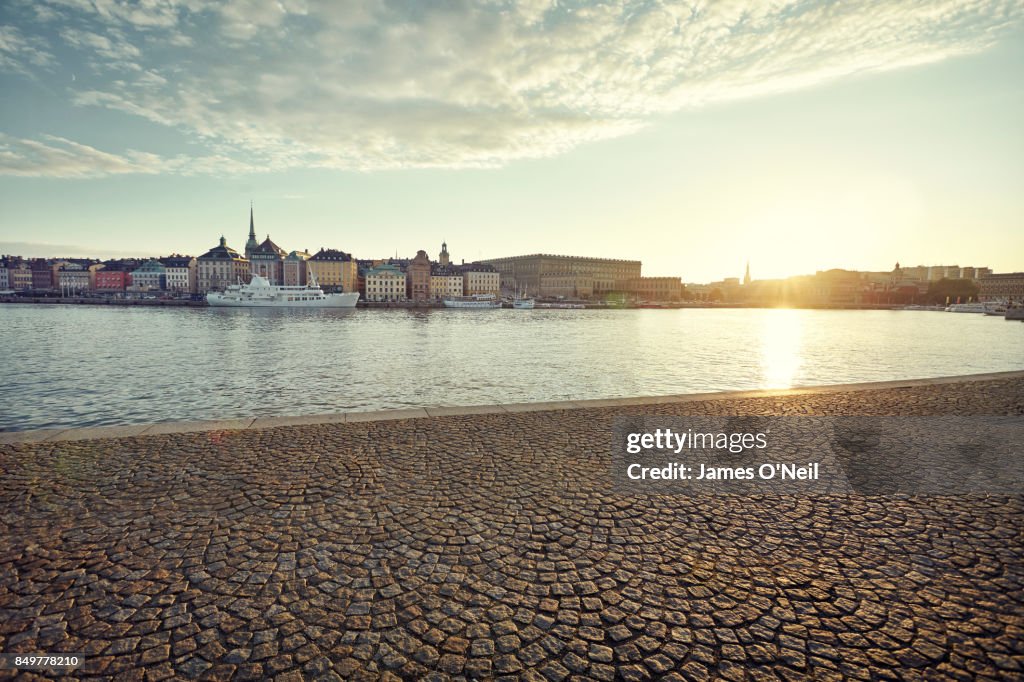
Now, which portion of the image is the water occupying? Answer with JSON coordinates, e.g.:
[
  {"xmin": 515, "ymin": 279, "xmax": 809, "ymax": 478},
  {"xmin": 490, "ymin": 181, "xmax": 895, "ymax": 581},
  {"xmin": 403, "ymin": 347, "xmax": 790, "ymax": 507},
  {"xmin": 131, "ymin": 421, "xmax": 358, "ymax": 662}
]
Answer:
[{"xmin": 1, "ymin": 305, "xmax": 1021, "ymax": 431}]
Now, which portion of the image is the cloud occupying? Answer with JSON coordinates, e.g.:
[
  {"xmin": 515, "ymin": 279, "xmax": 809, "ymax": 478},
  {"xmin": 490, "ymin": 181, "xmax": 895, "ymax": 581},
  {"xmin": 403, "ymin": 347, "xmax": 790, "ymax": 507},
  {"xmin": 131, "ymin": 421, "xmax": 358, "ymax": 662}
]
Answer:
[
  {"xmin": 0, "ymin": 133, "xmax": 257, "ymax": 178},
  {"xmin": 0, "ymin": 25, "xmax": 57, "ymax": 76},
  {"xmin": 0, "ymin": 241, "xmax": 150, "ymax": 258},
  {"xmin": 1, "ymin": 0, "xmax": 1021, "ymax": 176}
]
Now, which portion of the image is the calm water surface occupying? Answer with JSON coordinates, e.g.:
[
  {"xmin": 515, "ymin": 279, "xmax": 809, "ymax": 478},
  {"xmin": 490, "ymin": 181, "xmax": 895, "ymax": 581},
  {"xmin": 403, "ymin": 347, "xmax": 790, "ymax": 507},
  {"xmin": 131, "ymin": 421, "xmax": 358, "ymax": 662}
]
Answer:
[{"xmin": 2, "ymin": 305, "xmax": 1022, "ymax": 431}]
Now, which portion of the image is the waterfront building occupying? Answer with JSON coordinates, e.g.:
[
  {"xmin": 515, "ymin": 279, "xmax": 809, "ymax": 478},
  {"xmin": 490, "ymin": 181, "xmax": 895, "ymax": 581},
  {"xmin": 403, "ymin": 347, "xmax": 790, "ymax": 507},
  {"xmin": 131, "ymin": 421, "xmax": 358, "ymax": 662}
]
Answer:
[
  {"xmin": 430, "ymin": 264, "xmax": 464, "ymax": 300},
  {"xmin": 365, "ymin": 263, "xmax": 407, "ymax": 302},
  {"xmin": 49, "ymin": 260, "xmax": 71, "ymax": 288},
  {"xmin": 462, "ymin": 262, "xmax": 500, "ymax": 296},
  {"xmin": 131, "ymin": 259, "xmax": 167, "ymax": 291},
  {"xmin": 29, "ymin": 258, "xmax": 55, "ymax": 290},
  {"xmin": 703, "ymin": 277, "xmax": 743, "ymax": 302},
  {"xmin": 0, "ymin": 258, "xmax": 9, "ymax": 290},
  {"xmin": 307, "ymin": 248, "xmax": 357, "ymax": 292},
  {"xmin": 928, "ymin": 265, "xmax": 960, "ymax": 281},
  {"xmin": 283, "ymin": 250, "xmax": 312, "ymax": 286},
  {"xmin": 160, "ymin": 255, "xmax": 196, "ymax": 293},
  {"xmin": 95, "ymin": 261, "xmax": 134, "ymax": 292},
  {"xmin": 978, "ymin": 272, "xmax": 1024, "ymax": 302},
  {"xmin": 7, "ymin": 259, "xmax": 33, "ymax": 291},
  {"xmin": 482, "ymin": 254, "xmax": 641, "ymax": 299},
  {"xmin": 197, "ymin": 236, "xmax": 249, "ymax": 292},
  {"xmin": 250, "ymin": 236, "xmax": 287, "ymax": 284},
  {"xmin": 407, "ymin": 250, "xmax": 431, "ymax": 301},
  {"xmin": 540, "ymin": 272, "xmax": 594, "ymax": 299},
  {"xmin": 626, "ymin": 277, "xmax": 685, "ymax": 302},
  {"xmin": 898, "ymin": 265, "xmax": 929, "ymax": 282},
  {"xmin": 57, "ymin": 262, "xmax": 92, "ymax": 293}
]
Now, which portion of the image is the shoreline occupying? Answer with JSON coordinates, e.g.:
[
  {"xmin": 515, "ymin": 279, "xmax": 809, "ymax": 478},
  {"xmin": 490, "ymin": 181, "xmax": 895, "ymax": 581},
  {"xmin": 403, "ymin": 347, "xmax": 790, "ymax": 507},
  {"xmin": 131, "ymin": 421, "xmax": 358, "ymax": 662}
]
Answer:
[
  {"xmin": 3, "ymin": 369, "xmax": 1022, "ymax": 444},
  {"xmin": 0, "ymin": 296, "xmax": 925, "ymax": 310}
]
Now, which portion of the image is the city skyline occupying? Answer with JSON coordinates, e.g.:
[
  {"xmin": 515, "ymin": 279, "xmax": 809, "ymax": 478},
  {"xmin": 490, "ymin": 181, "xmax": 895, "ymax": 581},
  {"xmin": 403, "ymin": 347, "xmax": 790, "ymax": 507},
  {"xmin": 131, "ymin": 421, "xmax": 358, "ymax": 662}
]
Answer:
[{"xmin": 1, "ymin": 1, "xmax": 1022, "ymax": 282}]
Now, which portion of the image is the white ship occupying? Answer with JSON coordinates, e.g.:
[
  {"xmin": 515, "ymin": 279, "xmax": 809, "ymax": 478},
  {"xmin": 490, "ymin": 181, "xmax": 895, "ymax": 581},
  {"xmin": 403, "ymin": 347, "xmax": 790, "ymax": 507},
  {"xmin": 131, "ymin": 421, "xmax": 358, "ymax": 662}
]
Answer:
[
  {"xmin": 442, "ymin": 293, "xmax": 502, "ymax": 309},
  {"xmin": 511, "ymin": 286, "xmax": 535, "ymax": 309},
  {"xmin": 207, "ymin": 274, "xmax": 359, "ymax": 308},
  {"xmin": 945, "ymin": 302, "xmax": 992, "ymax": 313}
]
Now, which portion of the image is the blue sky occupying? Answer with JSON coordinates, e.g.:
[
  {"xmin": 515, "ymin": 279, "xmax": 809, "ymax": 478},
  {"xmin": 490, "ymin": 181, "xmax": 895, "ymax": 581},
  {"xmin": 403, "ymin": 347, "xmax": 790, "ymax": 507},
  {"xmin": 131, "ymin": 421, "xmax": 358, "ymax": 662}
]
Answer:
[{"xmin": 1, "ymin": 0, "xmax": 1021, "ymax": 281}]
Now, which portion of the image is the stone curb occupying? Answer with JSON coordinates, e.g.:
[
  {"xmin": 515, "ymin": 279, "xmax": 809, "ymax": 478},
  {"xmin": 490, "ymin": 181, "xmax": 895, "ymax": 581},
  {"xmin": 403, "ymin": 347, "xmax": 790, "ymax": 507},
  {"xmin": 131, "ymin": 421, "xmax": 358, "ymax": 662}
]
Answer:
[{"xmin": 2, "ymin": 369, "xmax": 1022, "ymax": 444}]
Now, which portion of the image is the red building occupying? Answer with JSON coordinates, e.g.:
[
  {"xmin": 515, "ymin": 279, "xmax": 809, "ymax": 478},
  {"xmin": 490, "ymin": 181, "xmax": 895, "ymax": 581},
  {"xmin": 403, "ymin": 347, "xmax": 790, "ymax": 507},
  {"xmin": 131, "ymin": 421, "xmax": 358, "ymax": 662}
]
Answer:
[{"xmin": 95, "ymin": 268, "xmax": 132, "ymax": 291}]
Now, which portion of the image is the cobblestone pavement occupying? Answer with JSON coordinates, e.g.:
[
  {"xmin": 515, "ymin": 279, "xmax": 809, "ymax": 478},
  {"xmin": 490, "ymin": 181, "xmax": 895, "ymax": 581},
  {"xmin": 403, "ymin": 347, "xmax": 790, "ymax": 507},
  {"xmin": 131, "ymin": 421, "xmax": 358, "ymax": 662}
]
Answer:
[{"xmin": 2, "ymin": 378, "xmax": 1023, "ymax": 681}]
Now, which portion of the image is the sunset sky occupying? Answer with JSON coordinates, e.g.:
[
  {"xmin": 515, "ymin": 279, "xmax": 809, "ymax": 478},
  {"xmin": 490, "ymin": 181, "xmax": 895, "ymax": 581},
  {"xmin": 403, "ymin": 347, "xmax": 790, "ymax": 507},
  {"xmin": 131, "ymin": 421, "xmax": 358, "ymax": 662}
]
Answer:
[{"xmin": 1, "ymin": 0, "xmax": 1021, "ymax": 282}]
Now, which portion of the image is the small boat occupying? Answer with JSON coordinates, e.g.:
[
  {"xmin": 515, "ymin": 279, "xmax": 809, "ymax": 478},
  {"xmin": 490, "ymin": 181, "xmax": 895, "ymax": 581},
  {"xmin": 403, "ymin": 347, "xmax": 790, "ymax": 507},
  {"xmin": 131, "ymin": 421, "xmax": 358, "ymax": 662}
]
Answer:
[
  {"xmin": 207, "ymin": 274, "xmax": 359, "ymax": 308},
  {"xmin": 511, "ymin": 286, "xmax": 534, "ymax": 309},
  {"xmin": 536, "ymin": 302, "xmax": 586, "ymax": 309},
  {"xmin": 443, "ymin": 293, "xmax": 502, "ymax": 309},
  {"xmin": 945, "ymin": 302, "xmax": 991, "ymax": 313}
]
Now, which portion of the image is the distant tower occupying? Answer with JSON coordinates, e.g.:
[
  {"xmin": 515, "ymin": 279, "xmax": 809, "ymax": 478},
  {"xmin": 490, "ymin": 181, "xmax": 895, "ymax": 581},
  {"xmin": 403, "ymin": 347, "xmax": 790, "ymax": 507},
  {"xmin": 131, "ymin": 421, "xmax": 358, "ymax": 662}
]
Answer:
[
  {"xmin": 439, "ymin": 241, "xmax": 450, "ymax": 267},
  {"xmin": 743, "ymin": 261, "xmax": 751, "ymax": 286},
  {"xmin": 244, "ymin": 202, "xmax": 258, "ymax": 259}
]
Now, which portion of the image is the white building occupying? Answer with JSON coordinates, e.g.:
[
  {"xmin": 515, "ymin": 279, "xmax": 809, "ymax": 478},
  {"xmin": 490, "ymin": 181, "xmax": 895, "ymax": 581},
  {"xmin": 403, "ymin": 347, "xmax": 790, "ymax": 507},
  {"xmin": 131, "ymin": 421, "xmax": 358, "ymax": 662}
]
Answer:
[
  {"xmin": 365, "ymin": 263, "xmax": 407, "ymax": 302},
  {"xmin": 57, "ymin": 263, "xmax": 91, "ymax": 292},
  {"xmin": 160, "ymin": 255, "xmax": 196, "ymax": 293}
]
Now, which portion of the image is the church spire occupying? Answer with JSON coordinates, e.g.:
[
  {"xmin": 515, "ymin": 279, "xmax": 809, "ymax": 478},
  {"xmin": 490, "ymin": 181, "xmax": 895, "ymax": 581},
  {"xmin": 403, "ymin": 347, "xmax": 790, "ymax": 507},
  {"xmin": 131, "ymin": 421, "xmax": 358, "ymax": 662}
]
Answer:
[
  {"xmin": 743, "ymin": 261, "xmax": 751, "ymax": 286},
  {"xmin": 245, "ymin": 201, "xmax": 258, "ymax": 258}
]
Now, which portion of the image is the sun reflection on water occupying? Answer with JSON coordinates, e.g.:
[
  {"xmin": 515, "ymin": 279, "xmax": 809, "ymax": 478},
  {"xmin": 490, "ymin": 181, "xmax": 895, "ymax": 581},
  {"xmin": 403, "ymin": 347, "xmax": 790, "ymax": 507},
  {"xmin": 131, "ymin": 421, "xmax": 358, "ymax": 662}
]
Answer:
[{"xmin": 759, "ymin": 309, "xmax": 804, "ymax": 388}]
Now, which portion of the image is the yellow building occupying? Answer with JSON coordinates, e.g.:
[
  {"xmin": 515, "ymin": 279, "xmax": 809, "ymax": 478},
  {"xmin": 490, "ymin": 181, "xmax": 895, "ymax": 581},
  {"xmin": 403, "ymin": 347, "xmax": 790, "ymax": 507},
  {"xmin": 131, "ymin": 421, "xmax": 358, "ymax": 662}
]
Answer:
[
  {"xmin": 462, "ymin": 263, "xmax": 500, "ymax": 296},
  {"xmin": 430, "ymin": 266, "xmax": 464, "ymax": 300},
  {"xmin": 307, "ymin": 248, "xmax": 357, "ymax": 292},
  {"xmin": 626, "ymin": 277, "xmax": 684, "ymax": 302},
  {"xmin": 482, "ymin": 254, "xmax": 641, "ymax": 299}
]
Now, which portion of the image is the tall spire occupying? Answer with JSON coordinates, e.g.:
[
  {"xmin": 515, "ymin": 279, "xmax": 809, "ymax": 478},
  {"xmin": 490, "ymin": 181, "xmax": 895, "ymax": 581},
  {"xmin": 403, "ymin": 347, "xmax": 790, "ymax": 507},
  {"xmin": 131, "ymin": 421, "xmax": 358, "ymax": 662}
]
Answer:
[
  {"xmin": 743, "ymin": 260, "xmax": 751, "ymax": 286},
  {"xmin": 245, "ymin": 201, "xmax": 258, "ymax": 258}
]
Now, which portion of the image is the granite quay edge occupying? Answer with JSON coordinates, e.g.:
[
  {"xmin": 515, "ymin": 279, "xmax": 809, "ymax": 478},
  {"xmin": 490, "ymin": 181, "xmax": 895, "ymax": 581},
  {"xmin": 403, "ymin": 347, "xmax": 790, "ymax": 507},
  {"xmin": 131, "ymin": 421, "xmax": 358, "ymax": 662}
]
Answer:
[{"xmin": 2, "ymin": 369, "xmax": 1023, "ymax": 444}]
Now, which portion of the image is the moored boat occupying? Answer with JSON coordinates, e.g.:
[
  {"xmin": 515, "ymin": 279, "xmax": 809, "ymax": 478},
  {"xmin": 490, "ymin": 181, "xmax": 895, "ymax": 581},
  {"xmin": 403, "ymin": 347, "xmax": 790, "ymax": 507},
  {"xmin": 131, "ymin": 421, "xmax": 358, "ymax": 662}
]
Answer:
[
  {"xmin": 945, "ymin": 302, "xmax": 991, "ymax": 313},
  {"xmin": 207, "ymin": 274, "xmax": 359, "ymax": 308},
  {"xmin": 442, "ymin": 293, "xmax": 502, "ymax": 309}
]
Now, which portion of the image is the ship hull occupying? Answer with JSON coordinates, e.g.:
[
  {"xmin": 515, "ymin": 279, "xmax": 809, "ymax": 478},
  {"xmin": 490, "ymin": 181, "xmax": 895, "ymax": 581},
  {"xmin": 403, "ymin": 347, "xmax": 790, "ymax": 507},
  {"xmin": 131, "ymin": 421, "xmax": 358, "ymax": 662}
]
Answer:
[
  {"xmin": 207, "ymin": 293, "xmax": 360, "ymax": 308},
  {"xmin": 442, "ymin": 299, "xmax": 502, "ymax": 309}
]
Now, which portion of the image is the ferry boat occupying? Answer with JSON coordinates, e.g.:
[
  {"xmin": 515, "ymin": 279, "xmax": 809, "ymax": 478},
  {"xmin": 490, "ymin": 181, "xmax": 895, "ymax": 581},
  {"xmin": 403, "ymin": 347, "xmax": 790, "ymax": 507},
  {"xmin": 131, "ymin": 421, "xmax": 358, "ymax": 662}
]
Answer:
[
  {"xmin": 207, "ymin": 274, "xmax": 359, "ymax": 308},
  {"xmin": 442, "ymin": 293, "xmax": 502, "ymax": 309},
  {"xmin": 945, "ymin": 302, "xmax": 991, "ymax": 313}
]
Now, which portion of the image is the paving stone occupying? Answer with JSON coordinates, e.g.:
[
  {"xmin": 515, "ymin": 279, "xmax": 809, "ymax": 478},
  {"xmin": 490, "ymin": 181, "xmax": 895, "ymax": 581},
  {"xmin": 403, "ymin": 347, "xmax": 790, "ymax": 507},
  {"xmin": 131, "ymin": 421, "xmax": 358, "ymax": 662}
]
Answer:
[{"xmin": 1, "ymin": 376, "xmax": 1021, "ymax": 681}]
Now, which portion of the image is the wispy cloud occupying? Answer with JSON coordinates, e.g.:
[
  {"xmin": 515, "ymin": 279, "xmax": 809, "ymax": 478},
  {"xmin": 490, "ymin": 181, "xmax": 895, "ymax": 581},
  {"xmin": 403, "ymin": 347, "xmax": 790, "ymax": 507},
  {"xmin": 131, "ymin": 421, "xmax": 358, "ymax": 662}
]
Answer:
[
  {"xmin": 1, "ymin": 0, "xmax": 1020, "ymax": 177},
  {"xmin": 0, "ymin": 24, "xmax": 56, "ymax": 76},
  {"xmin": 0, "ymin": 133, "xmax": 257, "ymax": 178}
]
